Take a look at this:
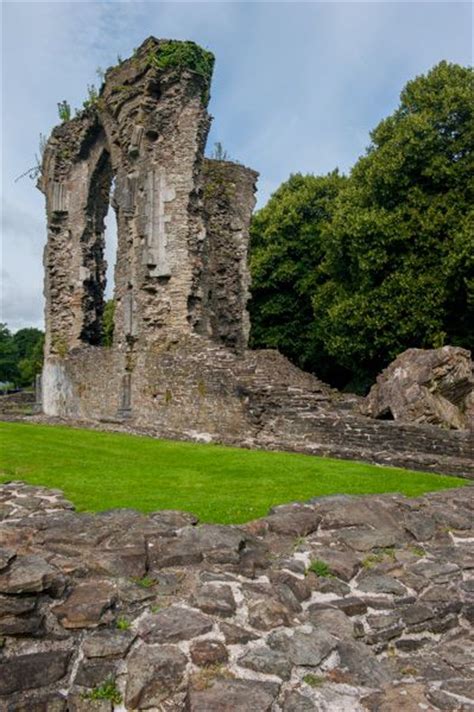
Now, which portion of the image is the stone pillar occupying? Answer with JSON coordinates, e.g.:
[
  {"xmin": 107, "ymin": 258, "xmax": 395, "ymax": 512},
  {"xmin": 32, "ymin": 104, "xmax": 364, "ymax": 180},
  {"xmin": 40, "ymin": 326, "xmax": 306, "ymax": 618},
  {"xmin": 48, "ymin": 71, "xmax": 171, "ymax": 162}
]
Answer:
[
  {"xmin": 33, "ymin": 374, "xmax": 43, "ymax": 413},
  {"xmin": 201, "ymin": 159, "xmax": 258, "ymax": 351},
  {"xmin": 39, "ymin": 117, "xmax": 112, "ymax": 355},
  {"xmin": 99, "ymin": 37, "xmax": 213, "ymax": 349}
]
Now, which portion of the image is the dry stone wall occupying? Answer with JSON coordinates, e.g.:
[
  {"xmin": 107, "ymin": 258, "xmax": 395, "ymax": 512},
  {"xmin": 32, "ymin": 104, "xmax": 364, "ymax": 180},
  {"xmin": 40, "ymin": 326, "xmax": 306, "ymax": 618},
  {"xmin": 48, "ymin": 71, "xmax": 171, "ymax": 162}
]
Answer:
[{"xmin": 1, "ymin": 481, "xmax": 473, "ymax": 711}]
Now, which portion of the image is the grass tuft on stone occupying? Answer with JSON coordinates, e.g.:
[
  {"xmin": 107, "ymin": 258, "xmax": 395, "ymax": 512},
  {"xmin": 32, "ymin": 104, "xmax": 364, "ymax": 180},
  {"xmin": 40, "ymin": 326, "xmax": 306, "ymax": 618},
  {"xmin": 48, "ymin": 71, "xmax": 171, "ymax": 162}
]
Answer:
[
  {"xmin": 82, "ymin": 678, "xmax": 122, "ymax": 704},
  {"xmin": 0, "ymin": 422, "xmax": 468, "ymax": 525},
  {"xmin": 116, "ymin": 616, "xmax": 131, "ymax": 631},
  {"xmin": 306, "ymin": 559, "xmax": 333, "ymax": 577},
  {"xmin": 303, "ymin": 673, "xmax": 325, "ymax": 687}
]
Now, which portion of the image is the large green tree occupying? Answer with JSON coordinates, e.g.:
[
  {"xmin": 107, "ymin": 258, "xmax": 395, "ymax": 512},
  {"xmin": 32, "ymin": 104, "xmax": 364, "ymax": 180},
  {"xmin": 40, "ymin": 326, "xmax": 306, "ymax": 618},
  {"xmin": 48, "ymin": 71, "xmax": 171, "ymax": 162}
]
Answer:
[
  {"xmin": 0, "ymin": 325, "xmax": 19, "ymax": 385},
  {"xmin": 249, "ymin": 171, "xmax": 346, "ymax": 376},
  {"xmin": 249, "ymin": 61, "xmax": 473, "ymax": 392},
  {"xmin": 0, "ymin": 326, "xmax": 44, "ymax": 387}
]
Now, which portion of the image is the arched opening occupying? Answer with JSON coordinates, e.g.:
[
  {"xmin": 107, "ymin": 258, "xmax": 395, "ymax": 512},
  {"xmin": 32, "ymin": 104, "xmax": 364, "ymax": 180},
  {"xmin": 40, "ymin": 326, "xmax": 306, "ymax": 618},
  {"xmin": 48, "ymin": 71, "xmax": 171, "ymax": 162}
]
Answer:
[
  {"xmin": 102, "ymin": 178, "xmax": 118, "ymax": 346},
  {"xmin": 376, "ymin": 407, "xmax": 395, "ymax": 421},
  {"xmin": 79, "ymin": 147, "xmax": 113, "ymax": 346}
]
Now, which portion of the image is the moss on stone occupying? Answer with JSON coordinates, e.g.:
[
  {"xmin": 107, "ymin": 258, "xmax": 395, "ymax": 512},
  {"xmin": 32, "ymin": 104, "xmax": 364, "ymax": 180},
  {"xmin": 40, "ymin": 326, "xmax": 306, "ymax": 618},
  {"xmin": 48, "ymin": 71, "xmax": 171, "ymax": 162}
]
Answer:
[
  {"xmin": 148, "ymin": 40, "xmax": 214, "ymax": 81},
  {"xmin": 146, "ymin": 40, "xmax": 214, "ymax": 103}
]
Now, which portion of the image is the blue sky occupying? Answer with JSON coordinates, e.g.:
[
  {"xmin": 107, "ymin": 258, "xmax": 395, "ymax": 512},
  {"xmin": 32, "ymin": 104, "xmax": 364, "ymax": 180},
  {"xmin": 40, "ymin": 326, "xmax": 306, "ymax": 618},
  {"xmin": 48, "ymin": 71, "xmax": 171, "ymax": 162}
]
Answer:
[{"xmin": 1, "ymin": 1, "xmax": 472, "ymax": 331}]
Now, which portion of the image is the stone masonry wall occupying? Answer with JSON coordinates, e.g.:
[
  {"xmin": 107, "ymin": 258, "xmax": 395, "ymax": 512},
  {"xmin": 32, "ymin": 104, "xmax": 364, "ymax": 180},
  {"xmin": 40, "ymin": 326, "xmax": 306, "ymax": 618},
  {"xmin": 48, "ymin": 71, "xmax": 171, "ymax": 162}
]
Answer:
[
  {"xmin": 201, "ymin": 159, "xmax": 258, "ymax": 351},
  {"xmin": 1, "ymin": 481, "xmax": 473, "ymax": 711}
]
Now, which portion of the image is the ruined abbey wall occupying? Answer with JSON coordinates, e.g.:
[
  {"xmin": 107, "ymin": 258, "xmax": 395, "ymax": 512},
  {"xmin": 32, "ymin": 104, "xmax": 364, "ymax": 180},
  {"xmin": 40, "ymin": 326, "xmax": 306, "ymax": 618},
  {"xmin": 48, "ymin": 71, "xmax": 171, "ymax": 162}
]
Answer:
[{"xmin": 38, "ymin": 38, "xmax": 473, "ymax": 479}]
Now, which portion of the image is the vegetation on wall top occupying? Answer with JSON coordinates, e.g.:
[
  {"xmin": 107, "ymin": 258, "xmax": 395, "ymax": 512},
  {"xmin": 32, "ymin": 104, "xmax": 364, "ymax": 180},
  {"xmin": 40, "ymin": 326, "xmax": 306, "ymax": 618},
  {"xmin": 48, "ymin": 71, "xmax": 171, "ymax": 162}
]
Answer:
[{"xmin": 147, "ymin": 40, "xmax": 215, "ymax": 84}]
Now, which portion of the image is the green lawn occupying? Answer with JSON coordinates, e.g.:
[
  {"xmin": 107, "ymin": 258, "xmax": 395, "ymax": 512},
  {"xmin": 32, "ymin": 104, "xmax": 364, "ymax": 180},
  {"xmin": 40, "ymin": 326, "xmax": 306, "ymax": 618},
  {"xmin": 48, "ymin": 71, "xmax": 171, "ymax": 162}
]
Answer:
[{"xmin": 0, "ymin": 422, "xmax": 467, "ymax": 524}]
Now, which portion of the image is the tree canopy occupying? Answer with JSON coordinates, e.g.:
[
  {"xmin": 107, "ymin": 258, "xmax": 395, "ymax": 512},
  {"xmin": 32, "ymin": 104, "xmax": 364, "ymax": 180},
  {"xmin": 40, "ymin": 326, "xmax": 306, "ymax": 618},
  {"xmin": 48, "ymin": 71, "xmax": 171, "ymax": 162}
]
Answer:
[
  {"xmin": 249, "ymin": 61, "xmax": 473, "ymax": 392},
  {"xmin": 0, "ymin": 326, "xmax": 44, "ymax": 387}
]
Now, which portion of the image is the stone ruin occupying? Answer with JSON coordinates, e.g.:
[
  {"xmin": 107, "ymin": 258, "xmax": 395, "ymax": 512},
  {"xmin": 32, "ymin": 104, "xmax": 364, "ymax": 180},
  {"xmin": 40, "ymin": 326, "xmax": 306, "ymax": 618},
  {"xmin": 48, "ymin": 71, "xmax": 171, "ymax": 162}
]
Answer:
[{"xmin": 37, "ymin": 37, "xmax": 473, "ymax": 479}]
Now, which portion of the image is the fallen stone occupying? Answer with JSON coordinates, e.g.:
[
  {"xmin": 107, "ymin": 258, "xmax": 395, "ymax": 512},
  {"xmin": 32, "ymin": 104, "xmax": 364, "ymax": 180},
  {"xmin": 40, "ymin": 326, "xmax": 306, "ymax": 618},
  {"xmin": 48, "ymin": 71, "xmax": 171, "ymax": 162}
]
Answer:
[{"xmin": 363, "ymin": 345, "xmax": 474, "ymax": 429}]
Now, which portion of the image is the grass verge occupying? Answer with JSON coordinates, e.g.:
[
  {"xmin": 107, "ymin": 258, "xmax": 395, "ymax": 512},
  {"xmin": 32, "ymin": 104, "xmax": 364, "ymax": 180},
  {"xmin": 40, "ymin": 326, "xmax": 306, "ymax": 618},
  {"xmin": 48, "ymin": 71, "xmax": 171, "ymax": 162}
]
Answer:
[{"xmin": 0, "ymin": 422, "xmax": 467, "ymax": 524}]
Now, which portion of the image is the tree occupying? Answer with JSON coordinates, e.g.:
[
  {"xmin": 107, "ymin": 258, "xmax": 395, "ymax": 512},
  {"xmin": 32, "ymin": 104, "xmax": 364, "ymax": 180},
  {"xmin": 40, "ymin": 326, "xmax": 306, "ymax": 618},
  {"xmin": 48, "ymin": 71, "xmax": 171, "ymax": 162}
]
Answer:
[
  {"xmin": 12, "ymin": 328, "xmax": 44, "ymax": 387},
  {"xmin": 249, "ymin": 61, "xmax": 473, "ymax": 392},
  {"xmin": 102, "ymin": 300, "xmax": 115, "ymax": 347},
  {"xmin": 18, "ymin": 335, "xmax": 44, "ymax": 385},
  {"xmin": 249, "ymin": 171, "xmax": 346, "ymax": 379},
  {"xmin": 313, "ymin": 61, "xmax": 473, "ymax": 390},
  {"xmin": 0, "ymin": 324, "xmax": 18, "ymax": 385}
]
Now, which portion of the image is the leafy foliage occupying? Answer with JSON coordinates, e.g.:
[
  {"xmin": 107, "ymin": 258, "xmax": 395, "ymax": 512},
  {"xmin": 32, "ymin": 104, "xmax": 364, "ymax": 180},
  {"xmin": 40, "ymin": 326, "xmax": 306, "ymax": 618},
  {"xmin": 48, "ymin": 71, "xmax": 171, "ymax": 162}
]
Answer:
[
  {"xmin": 83, "ymin": 679, "xmax": 122, "ymax": 704},
  {"xmin": 249, "ymin": 171, "xmax": 346, "ymax": 382},
  {"xmin": 0, "ymin": 326, "xmax": 44, "ymax": 387},
  {"xmin": 306, "ymin": 559, "xmax": 332, "ymax": 577},
  {"xmin": 102, "ymin": 300, "xmax": 115, "ymax": 347},
  {"xmin": 147, "ymin": 40, "xmax": 214, "ymax": 103},
  {"xmin": 57, "ymin": 100, "xmax": 71, "ymax": 122},
  {"xmin": 82, "ymin": 83, "xmax": 100, "ymax": 110},
  {"xmin": 116, "ymin": 616, "xmax": 131, "ymax": 631},
  {"xmin": 0, "ymin": 325, "xmax": 19, "ymax": 385},
  {"xmin": 249, "ymin": 61, "xmax": 473, "ymax": 391},
  {"xmin": 148, "ymin": 40, "xmax": 214, "ymax": 80}
]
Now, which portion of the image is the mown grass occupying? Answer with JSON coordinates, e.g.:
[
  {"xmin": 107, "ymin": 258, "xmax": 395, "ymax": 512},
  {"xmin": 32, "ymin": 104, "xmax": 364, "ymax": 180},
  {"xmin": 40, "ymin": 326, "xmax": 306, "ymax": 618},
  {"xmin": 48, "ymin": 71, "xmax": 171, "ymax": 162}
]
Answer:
[{"xmin": 0, "ymin": 422, "xmax": 467, "ymax": 524}]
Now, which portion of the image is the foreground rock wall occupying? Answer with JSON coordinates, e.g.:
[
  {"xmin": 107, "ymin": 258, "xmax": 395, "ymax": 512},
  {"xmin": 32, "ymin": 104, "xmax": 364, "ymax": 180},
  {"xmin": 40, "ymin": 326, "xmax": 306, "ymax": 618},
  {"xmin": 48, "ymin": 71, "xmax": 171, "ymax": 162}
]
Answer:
[{"xmin": 0, "ymin": 482, "xmax": 473, "ymax": 710}]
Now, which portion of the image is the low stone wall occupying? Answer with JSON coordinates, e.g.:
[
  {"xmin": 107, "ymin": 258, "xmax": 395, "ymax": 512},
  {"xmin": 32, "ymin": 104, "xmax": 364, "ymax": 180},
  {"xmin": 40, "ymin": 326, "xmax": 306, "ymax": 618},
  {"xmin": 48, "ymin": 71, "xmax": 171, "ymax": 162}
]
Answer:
[
  {"xmin": 40, "ymin": 338, "xmax": 474, "ymax": 478},
  {"xmin": 1, "ymin": 481, "xmax": 473, "ymax": 711}
]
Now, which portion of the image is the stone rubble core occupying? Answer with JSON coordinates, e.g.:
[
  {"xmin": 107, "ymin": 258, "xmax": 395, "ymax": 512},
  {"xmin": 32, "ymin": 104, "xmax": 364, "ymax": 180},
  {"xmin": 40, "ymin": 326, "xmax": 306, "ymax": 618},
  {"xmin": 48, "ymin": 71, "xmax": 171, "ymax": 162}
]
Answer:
[
  {"xmin": 36, "ymin": 36, "xmax": 473, "ymax": 479},
  {"xmin": 0, "ymin": 482, "xmax": 473, "ymax": 711}
]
